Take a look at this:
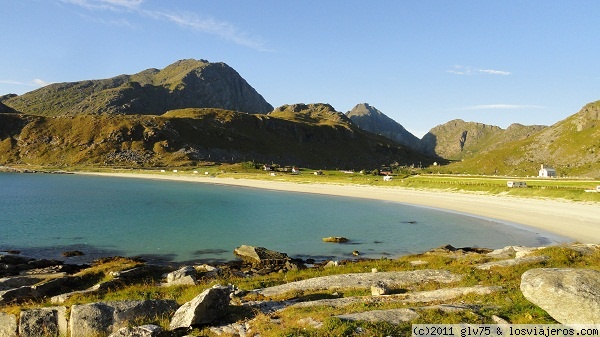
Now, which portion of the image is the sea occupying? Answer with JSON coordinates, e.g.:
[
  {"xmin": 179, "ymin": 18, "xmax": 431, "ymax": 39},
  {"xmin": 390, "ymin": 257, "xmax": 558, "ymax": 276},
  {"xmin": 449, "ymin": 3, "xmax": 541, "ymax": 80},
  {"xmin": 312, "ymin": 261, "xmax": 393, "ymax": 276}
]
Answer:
[{"xmin": 0, "ymin": 172, "xmax": 569, "ymax": 264}]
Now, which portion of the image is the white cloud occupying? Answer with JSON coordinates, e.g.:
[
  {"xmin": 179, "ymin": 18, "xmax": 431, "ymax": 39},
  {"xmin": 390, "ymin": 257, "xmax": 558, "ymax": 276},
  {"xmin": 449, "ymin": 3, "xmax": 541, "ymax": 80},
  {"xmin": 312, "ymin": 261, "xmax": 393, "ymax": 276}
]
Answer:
[
  {"xmin": 461, "ymin": 104, "xmax": 546, "ymax": 110},
  {"xmin": 0, "ymin": 79, "xmax": 52, "ymax": 88},
  {"xmin": 146, "ymin": 10, "xmax": 272, "ymax": 52},
  {"xmin": 479, "ymin": 69, "xmax": 511, "ymax": 75},
  {"xmin": 61, "ymin": 0, "xmax": 141, "ymax": 11},
  {"xmin": 63, "ymin": 0, "xmax": 271, "ymax": 51},
  {"xmin": 32, "ymin": 79, "xmax": 52, "ymax": 87},
  {"xmin": 448, "ymin": 65, "xmax": 511, "ymax": 76}
]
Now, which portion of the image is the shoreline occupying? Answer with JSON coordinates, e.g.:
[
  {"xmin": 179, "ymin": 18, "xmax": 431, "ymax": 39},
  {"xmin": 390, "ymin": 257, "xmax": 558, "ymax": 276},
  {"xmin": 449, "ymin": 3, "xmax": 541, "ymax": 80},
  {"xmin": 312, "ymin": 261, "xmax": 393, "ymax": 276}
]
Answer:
[{"xmin": 78, "ymin": 171, "xmax": 600, "ymax": 244}]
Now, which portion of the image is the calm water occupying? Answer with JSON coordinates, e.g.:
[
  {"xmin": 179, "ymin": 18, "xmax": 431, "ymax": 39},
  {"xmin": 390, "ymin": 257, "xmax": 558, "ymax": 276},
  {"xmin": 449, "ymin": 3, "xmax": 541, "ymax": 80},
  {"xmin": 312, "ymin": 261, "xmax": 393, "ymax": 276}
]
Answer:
[{"xmin": 0, "ymin": 172, "xmax": 568, "ymax": 264}]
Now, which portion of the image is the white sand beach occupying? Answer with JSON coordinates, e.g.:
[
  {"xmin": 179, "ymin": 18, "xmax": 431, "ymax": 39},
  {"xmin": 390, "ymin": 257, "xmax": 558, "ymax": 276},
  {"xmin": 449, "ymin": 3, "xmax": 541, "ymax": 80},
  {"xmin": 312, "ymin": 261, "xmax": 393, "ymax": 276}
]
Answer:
[{"xmin": 80, "ymin": 172, "xmax": 600, "ymax": 244}]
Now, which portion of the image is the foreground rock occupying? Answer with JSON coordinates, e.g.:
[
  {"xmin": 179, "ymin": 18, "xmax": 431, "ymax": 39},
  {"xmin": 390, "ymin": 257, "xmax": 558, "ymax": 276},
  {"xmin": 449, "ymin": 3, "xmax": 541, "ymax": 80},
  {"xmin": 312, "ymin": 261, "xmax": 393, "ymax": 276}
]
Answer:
[
  {"xmin": 169, "ymin": 285, "xmax": 233, "ymax": 330},
  {"xmin": 521, "ymin": 268, "xmax": 600, "ymax": 324},
  {"xmin": 69, "ymin": 299, "xmax": 178, "ymax": 337},
  {"xmin": 18, "ymin": 307, "xmax": 67, "ymax": 337},
  {"xmin": 256, "ymin": 269, "xmax": 462, "ymax": 297}
]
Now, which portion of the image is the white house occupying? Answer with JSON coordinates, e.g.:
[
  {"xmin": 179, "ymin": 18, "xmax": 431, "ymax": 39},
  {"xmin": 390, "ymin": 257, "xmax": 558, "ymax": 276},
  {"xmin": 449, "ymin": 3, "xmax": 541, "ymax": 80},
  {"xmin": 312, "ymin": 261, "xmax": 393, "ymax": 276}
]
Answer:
[{"xmin": 538, "ymin": 164, "xmax": 557, "ymax": 178}]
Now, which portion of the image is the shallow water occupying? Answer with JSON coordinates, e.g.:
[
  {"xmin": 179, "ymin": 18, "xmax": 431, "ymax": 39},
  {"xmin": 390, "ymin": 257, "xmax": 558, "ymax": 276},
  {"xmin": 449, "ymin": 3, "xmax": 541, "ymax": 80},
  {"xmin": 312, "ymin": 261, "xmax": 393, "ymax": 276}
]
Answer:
[{"xmin": 0, "ymin": 173, "xmax": 568, "ymax": 264}]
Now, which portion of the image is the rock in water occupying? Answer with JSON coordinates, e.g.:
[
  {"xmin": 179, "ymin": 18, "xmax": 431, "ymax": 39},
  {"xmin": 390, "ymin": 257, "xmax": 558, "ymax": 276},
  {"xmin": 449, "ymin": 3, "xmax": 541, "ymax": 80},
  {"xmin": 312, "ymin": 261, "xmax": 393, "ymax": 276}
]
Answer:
[
  {"xmin": 521, "ymin": 268, "xmax": 600, "ymax": 324},
  {"xmin": 233, "ymin": 245, "xmax": 289, "ymax": 267},
  {"xmin": 322, "ymin": 237, "xmax": 349, "ymax": 243},
  {"xmin": 169, "ymin": 285, "xmax": 232, "ymax": 330}
]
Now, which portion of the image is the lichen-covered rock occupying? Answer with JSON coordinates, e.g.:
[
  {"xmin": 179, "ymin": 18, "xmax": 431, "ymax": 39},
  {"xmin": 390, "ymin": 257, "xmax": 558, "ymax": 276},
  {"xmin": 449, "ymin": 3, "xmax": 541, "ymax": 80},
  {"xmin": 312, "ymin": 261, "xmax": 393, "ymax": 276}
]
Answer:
[
  {"xmin": 18, "ymin": 307, "xmax": 67, "ymax": 337},
  {"xmin": 521, "ymin": 268, "xmax": 600, "ymax": 324}
]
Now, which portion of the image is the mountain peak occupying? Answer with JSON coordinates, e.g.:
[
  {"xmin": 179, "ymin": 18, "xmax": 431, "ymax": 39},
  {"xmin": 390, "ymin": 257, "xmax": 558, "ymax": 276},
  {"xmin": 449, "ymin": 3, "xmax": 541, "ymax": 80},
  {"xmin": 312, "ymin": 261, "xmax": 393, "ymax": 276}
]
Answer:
[
  {"xmin": 346, "ymin": 103, "xmax": 420, "ymax": 150},
  {"xmin": 3, "ymin": 59, "xmax": 273, "ymax": 116}
]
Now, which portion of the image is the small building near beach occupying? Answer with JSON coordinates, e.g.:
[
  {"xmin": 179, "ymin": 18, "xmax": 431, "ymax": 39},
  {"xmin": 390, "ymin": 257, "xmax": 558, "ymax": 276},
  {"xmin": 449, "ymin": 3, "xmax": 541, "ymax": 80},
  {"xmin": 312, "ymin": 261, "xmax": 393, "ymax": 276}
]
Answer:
[{"xmin": 538, "ymin": 164, "xmax": 557, "ymax": 178}]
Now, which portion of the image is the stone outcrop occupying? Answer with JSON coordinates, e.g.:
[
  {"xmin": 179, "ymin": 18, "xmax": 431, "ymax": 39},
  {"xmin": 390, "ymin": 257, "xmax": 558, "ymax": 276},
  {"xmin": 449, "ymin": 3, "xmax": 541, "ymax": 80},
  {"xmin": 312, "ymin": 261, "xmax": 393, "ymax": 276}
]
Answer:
[
  {"xmin": 69, "ymin": 299, "xmax": 178, "ymax": 337},
  {"xmin": 169, "ymin": 285, "xmax": 233, "ymax": 330},
  {"xmin": 521, "ymin": 268, "xmax": 600, "ymax": 324}
]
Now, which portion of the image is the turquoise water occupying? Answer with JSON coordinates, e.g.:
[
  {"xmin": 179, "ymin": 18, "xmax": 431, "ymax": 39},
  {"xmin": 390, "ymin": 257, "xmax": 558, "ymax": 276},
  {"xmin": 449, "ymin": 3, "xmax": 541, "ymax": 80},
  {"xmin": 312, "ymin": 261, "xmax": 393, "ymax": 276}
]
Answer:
[{"xmin": 0, "ymin": 173, "xmax": 567, "ymax": 264}]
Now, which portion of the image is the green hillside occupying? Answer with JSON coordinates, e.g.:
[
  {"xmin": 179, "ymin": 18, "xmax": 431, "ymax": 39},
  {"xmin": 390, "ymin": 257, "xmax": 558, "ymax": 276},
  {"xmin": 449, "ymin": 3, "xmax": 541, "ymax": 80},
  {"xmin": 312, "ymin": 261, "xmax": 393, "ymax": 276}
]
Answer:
[
  {"xmin": 439, "ymin": 101, "xmax": 600, "ymax": 178},
  {"xmin": 0, "ymin": 105, "xmax": 433, "ymax": 169}
]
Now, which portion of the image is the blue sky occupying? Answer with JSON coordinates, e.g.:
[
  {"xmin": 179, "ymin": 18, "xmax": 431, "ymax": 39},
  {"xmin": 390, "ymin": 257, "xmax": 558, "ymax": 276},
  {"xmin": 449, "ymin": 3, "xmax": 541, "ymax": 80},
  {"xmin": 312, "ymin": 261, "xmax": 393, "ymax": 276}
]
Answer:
[{"xmin": 2, "ymin": 0, "xmax": 599, "ymax": 137}]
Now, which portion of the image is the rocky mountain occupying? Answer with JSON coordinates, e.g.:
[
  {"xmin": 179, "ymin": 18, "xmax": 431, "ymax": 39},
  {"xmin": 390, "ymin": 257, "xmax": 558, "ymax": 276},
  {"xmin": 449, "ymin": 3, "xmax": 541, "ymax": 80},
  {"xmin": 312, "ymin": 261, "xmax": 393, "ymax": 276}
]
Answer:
[
  {"xmin": 0, "ymin": 104, "xmax": 434, "ymax": 169},
  {"xmin": 419, "ymin": 119, "xmax": 547, "ymax": 161},
  {"xmin": 346, "ymin": 103, "xmax": 421, "ymax": 151},
  {"xmin": 443, "ymin": 101, "xmax": 600, "ymax": 177},
  {"xmin": 2, "ymin": 59, "xmax": 273, "ymax": 116}
]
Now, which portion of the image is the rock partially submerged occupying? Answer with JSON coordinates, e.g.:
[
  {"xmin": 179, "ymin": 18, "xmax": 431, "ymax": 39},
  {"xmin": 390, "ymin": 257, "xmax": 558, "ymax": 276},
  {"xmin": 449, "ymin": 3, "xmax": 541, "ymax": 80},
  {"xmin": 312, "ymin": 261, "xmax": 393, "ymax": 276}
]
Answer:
[{"xmin": 322, "ymin": 236, "xmax": 349, "ymax": 243}]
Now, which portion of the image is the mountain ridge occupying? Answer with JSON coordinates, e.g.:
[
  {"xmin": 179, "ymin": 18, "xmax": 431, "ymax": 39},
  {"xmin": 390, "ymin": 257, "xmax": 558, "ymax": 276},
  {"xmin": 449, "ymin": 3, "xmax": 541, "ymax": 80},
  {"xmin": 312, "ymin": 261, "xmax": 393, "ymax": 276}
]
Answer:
[{"xmin": 3, "ymin": 59, "xmax": 273, "ymax": 116}]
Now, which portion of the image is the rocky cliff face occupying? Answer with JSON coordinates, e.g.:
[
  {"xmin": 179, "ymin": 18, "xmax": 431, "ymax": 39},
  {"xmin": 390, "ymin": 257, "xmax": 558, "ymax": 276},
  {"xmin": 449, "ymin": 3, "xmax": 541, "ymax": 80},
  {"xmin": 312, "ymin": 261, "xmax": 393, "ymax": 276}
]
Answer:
[
  {"xmin": 346, "ymin": 103, "xmax": 421, "ymax": 151},
  {"xmin": 419, "ymin": 119, "xmax": 546, "ymax": 161},
  {"xmin": 3, "ymin": 59, "xmax": 273, "ymax": 116}
]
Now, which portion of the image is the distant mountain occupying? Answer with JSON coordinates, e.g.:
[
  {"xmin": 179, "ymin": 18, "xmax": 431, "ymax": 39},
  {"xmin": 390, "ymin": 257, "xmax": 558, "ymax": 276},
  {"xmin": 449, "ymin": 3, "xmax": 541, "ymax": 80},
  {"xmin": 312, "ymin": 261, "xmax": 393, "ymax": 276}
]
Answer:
[
  {"xmin": 270, "ymin": 103, "xmax": 354, "ymax": 127},
  {"xmin": 443, "ymin": 101, "xmax": 600, "ymax": 177},
  {"xmin": 346, "ymin": 103, "xmax": 421, "ymax": 151},
  {"xmin": 419, "ymin": 119, "xmax": 547, "ymax": 161},
  {"xmin": 3, "ymin": 59, "xmax": 273, "ymax": 116},
  {"xmin": 0, "ymin": 104, "xmax": 434, "ymax": 169}
]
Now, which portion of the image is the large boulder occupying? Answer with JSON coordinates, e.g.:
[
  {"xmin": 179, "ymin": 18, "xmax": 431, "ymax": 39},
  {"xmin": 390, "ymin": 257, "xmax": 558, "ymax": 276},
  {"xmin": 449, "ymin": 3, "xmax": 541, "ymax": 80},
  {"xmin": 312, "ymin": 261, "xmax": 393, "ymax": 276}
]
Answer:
[
  {"xmin": 521, "ymin": 268, "xmax": 600, "ymax": 324},
  {"xmin": 69, "ymin": 299, "xmax": 178, "ymax": 337},
  {"xmin": 169, "ymin": 285, "xmax": 232, "ymax": 330},
  {"xmin": 164, "ymin": 266, "xmax": 197, "ymax": 286},
  {"xmin": 18, "ymin": 307, "xmax": 68, "ymax": 337},
  {"xmin": 233, "ymin": 245, "xmax": 289, "ymax": 267},
  {"xmin": 0, "ymin": 312, "xmax": 17, "ymax": 337}
]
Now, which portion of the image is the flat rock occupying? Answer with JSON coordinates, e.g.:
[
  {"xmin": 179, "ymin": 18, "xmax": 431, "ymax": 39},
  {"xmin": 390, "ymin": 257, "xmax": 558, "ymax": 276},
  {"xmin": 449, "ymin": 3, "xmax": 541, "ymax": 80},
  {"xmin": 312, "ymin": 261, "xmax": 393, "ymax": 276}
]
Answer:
[
  {"xmin": 486, "ymin": 246, "xmax": 538, "ymax": 259},
  {"xmin": 521, "ymin": 268, "xmax": 600, "ymax": 324},
  {"xmin": 337, "ymin": 308, "xmax": 419, "ymax": 324},
  {"xmin": 255, "ymin": 269, "xmax": 462, "ymax": 297},
  {"xmin": 476, "ymin": 255, "xmax": 548, "ymax": 270},
  {"xmin": 288, "ymin": 285, "xmax": 502, "ymax": 309}
]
